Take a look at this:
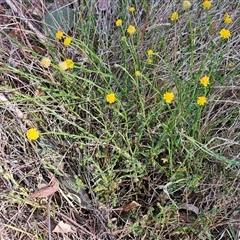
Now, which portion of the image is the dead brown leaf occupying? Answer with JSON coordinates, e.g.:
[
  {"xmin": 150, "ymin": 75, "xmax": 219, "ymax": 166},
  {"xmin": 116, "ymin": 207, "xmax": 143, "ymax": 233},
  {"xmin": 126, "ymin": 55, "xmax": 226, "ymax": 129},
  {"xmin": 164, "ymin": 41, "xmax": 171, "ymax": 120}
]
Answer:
[
  {"xmin": 178, "ymin": 203, "xmax": 199, "ymax": 223},
  {"xmin": 180, "ymin": 203, "xmax": 199, "ymax": 215},
  {"xmin": 122, "ymin": 201, "xmax": 141, "ymax": 212},
  {"xmin": 114, "ymin": 201, "xmax": 141, "ymax": 214},
  {"xmin": 52, "ymin": 221, "xmax": 74, "ymax": 234},
  {"xmin": 27, "ymin": 172, "xmax": 59, "ymax": 199}
]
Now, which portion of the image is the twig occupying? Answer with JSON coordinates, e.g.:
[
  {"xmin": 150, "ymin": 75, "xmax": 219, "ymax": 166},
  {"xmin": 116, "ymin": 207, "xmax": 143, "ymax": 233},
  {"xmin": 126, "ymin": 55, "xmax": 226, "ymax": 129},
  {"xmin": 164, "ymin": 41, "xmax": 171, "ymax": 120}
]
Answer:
[
  {"xmin": 48, "ymin": 196, "xmax": 52, "ymax": 240},
  {"xmin": 141, "ymin": 4, "xmax": 152, "ymax": 42},
  {"xmin": 5, "ymin": 0, "xmax": 46, "ymax": 43}
]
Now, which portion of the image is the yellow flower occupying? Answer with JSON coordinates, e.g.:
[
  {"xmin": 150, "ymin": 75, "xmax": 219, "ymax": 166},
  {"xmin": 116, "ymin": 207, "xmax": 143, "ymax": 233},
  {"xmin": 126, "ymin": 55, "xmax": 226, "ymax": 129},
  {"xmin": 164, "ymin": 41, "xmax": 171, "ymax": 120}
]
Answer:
[
  {"xmin": 147, "ymin": 49, "xmax": 153, "ymax": 56},
  {"xmin": 55, "ymin": 30, "xmax": 63, "ymax": 39},
  {"xmin": 58, "ymin": 59, "xmax": 74, "ymax": 70},
  {"xmin": 58, "ymin": 61, "xmax": 68, "ymax": 71},
  {"xmin": 219, "ymin": 28, "xmax": 231, "ymax": 39},
  {"xmin": 197, "ymin": 96, "xmax": 207, "ymax": 106},
  {"xmin": 224, "ymin": 17, "xmax": 232, "ymax": 24},
  {"xmin": 223, "ymin": 13, "xmax": 232, "ymax": 24},
  {"xmin": 65, "ymin": 59, "xmax": 74, "ymax": 69},
  {"xmin": 228, "ymin": 62, "xmax": 234, "ymax": 68},
  {"xmin": 170, "ymin": 12, "xmax": 179, "ymax": 21},
  {"xmin": 63, "ymin": 37, "xmax": 72, "ymax": 47},
  {"xmin": 147, "ymin": 58, "xmax": 153, "ymax": 64},
  {"xmin": 200, "ymin": 75, "xmax": 210, "ymax": 87},
  {"xmin": 223, "ymin": 13, "xmax": 230, "ymax": 19},
  {"xmin": 40, "ymin": 57, "xmax": 51, "ymax": 68},
  {"xmin": 202, "ymin": 0, "xmax": 211, "ymax": 10},
  {"xmin": 161, "ymin": 158, "xmax": 169, "ymax": 164},
  {"xmin": 106, "ymin": 93, "xmax": 116, "ymax": 104},
  {"xmin": 183, "ymin": 0, "xmax": 191, "ymax": 10},
  {"xmin": 116, "ymin": 19, "xmax": 122, "ymax": 27},
  {"xmin": 26, "ymin": 128, "xmax": 40, "ymax": 141},
  {"xmin": 135, "ymin": 71, "xmax": 141, "ymax": 77},
  {"xmin": 163, "ymin": 92, "xmax": 174, "ymax": 104},
  {"xmin": 127, "ymin": 25, "xmax": 136, "ymax": 35},
  {"xmin": 129, "ymin": 7, "xmax": 135, "ymax": 12}
]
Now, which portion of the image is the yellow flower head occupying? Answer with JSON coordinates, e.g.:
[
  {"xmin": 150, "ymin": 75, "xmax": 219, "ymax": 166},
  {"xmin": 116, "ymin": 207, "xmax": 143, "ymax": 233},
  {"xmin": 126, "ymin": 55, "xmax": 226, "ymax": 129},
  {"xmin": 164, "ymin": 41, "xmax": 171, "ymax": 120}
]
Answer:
[
  {"xmin": 170, "ymin": 12, "xmax": 179, "ymax": 21},
  {"xmin": 40, "ymin": 57, "xmax": 51, "ymax": 68},
  {"xmin": 26, "ymin": 128, "xmax": 40, "ymax": 141},
  {"xmin": 183, "ymin": 0, "xmax": 192, "ymax": 10},
  {"xmin": 228, "ymin": 62, "xmax": 234, "ymax": 68},
  {"xmin": 55, "ymin": 30, "xmax": 63, "ymax": 39},
  {"xmin": 219, "ymin": 28, "xmax": 231, "ymax": 39},
  {"xmin": 163, "ymin": 92, "xmax": 174, "ymax": 104},
  {"xmin": 200, "ymin": 75, "xmax": 210, "ymax": 87},
  {"xmin": 127, "ymin": 25, "xmax": 136, "ymax": 35},
  {"xmin": 147, "ymin": 49, "xmax": 153, "ymax": 56},
  {"xmin": 202, "ymin": 0, "xmax": 211, "ymax": 10},
  {"xmin": 161, "ymin": 158, "xmax": 169, "ymax": 164},
  {"xmin": 223, "ymin": 13, "xmax": 230, "ymax": 19},
  {"xmin": 129, "ymin": 7, "xmax": 135, "ymax": 12},
  {"xmin": 63, "ymin": 37, "xmax": 72, "ymax": 47},
  {"xmin": 65, "ymin": 59, "xmax": 74, "ymax": 69},
  {"xmin": 197, "ymin": 96, "xmax": 207, "ymax": 106},
  {"xmin": 106, "ymin": 93, "xmax": 116, "ymax": 104},
  {"xmin": 223, "ymin": 13, "xmax": 232, "ymax": 24},
  {"xmin": 147, "ymin": 58, "xmax": 153, "ymax": 64},
  {"xmin": 58, "ymin": 61, "xmax": 68, "ymax": 71},
  {"xmin": 135, "ymin": 71, "xmax": 141, "ymax": 77},
  {"xmin": 116, "ymin": 19, "xmax": 122, "ymax": 27}
]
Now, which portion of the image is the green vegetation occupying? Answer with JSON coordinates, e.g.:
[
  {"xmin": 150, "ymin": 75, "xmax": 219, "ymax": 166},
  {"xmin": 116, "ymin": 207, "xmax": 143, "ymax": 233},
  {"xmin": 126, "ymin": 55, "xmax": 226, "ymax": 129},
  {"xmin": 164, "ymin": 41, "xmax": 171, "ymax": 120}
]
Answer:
[{"xmin": 0, "ymin": 0, "xmax": 239, "ymax": 239}]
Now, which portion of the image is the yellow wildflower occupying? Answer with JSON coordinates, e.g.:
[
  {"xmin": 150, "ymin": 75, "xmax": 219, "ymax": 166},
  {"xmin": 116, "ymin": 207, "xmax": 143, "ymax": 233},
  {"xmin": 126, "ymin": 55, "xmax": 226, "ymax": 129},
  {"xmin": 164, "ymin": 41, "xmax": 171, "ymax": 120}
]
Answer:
[
  {"xmin": 170, "ymin": 12, "xmax": 179, "ymax": 21},
  {"xmin": 161, "ymin": 158, "xmax": 169, "ymax": 164},
  {"xmin": 219, "ymin": 28, "xmax": 231, "ymax": 39},
  {"xmin": 147, "ymin": 58, "xmax": 153, "ymax": 64},
  {"xmin": 200, "ymin": 75, "xmax": 210, "ymax": 87},
  {"xmin": 55, "ymin": 30, "xmax": 63, "ymax": 39},
  {"xmin": 58, "ymin": 61, "xmax": 68, "ymax": 71},
  {"xmin": 135, "ymin": 71, "xmax": 141, "ymax": 77},
  {"xmin": 40, "ymin": 57, "xmax": 51, "ymax": 68},
  {"xmin": 163, "ymin": 92, "xmax": 174, "ymax": 104},
  {"xmin": 223, "ymin": 13, "xmax": 232, "ymax": 24},
  {"xmin": 183, "ymin": 0, "xmax": 191, "ymax": 10},
  {"xmin": 63, "ymin": 37, "xmax": 72, "ymax": 47},
  {"xmin": 228, "ymin": 62, "xmax": 234, "ymax": 68},
  {"xmin": 147, "ymin": 49, "xmax": 153, "ymax": 56},
  {"xmin": 26, "ymin": 128, "xmax": 40, "ymax": 141},
  {"xmin": 197, "ymin": 96, "xmax": 207, "ymax": 106},
  {"xmin": 116, "ymin": 19, "xmax": 122, "ymax": 27},
  {"xmin": 106, "ymin": 93, "xmax": 116, "ymax": 104},
  {"xmin": 65, "ymin": 59, "xmax": 74, "ymax": 69},
  {"xmin": 202, "ymin": 0, "xmax": 211, "ymax": 10},
  {"xmin": 129, "ymin": 7, "xmax": 135, "ymax": 12},
  {"xmin": 127, "ymin": 25, "xmax": 136, "ymax": 35}
]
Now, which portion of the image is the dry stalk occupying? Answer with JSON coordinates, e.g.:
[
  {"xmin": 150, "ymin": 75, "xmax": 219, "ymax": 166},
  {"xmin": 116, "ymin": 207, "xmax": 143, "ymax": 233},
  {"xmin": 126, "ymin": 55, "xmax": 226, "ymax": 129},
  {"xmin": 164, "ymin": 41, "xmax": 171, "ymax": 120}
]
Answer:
[{"xmin": 5, "ymin": 0, "xmax": 46, "ymax": 43}]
